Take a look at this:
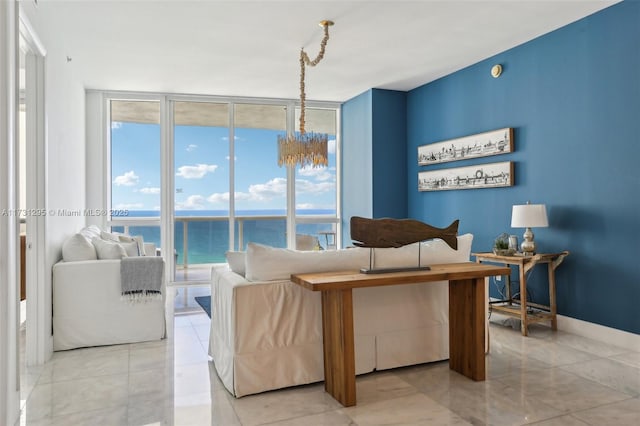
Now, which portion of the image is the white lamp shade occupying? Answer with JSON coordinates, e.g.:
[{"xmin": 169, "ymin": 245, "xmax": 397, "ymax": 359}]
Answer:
[{"xmin": 511, "ymin": 204, "xmax": 548, "ymax": 228}]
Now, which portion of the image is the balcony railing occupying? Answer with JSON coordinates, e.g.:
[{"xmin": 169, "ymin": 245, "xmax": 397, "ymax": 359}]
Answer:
[{"xmin": 109, "ymin": 214, "xmax": 338, "ymax": 269}]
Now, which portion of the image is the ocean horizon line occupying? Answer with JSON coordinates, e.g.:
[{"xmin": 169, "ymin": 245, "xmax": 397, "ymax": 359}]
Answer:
[{"xmin": 124, "ymin": 208, "xmax": 336, "ymax": 218}]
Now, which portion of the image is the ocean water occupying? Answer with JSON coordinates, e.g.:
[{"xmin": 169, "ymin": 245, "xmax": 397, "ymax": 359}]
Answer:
[{"xmin": 112, "ymin": 210, "xmax": 336, "ymax": 264}]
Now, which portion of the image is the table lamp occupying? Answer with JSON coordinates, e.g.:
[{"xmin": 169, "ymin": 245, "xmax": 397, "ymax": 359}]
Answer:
[{"xmin": 511, "ymin": 202, "xmax": 548, "ymax": 255}]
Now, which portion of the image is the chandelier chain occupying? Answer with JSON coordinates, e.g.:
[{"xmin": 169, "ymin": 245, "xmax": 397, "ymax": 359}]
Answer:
[
  {"xmin": 298, "ymin": 22, "xmax": 330, "ymax": 134},
  {"xmin": 278, "ymin": 21, "xmax": 332, "ymax": 168}
]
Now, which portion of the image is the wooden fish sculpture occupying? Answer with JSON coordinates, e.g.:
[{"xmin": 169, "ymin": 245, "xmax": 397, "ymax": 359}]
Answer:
[{"xmin": 350, "ymin": 217, "xmax": 459, "ymax": 250}]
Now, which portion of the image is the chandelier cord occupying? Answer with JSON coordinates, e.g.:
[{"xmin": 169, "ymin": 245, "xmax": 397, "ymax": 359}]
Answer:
[
  {"xmin": 298, "ymin": 22, "xmax": 330, "ymax": 135},
  {"xmin": 277, "ymin": 20, "xmax": 332, "ymax": 168}
]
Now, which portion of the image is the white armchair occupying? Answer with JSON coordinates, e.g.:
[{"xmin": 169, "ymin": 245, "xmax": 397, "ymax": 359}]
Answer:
[{"xmin": 52, "ymin": 226, "xmax": 166, "ymax": 351}]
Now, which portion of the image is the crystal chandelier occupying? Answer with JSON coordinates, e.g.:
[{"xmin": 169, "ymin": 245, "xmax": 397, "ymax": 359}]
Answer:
[{"xmin": 278, "ymin": 20, "xmax": 333, "ymax": 168}]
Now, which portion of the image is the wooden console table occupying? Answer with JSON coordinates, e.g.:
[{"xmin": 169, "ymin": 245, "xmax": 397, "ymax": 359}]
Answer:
[
  {"xmin": 291, "ymin": 262, "xmax": 510, "ymax": 407},
  {"xmin": 473, "ymin": 251, "xmax": 569, "ymax": 336}
]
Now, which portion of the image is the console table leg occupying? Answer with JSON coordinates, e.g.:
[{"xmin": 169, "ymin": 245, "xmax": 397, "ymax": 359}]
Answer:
[
  {"xmin": 449, "ymin": 278, "xmax": 486, "ymax": 381},
  {"xmin": 321, "ymin": 289, "xmax": 356, "ymax": 407}
]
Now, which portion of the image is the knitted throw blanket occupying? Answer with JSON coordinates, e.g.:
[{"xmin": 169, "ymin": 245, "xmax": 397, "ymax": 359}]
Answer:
[{"xmin": 120, "ymin": 256, "xmax": 164, "ymax": 301}]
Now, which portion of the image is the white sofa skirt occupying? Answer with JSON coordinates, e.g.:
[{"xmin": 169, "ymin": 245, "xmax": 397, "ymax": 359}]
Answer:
[{"xmin": 209, "ymin": 265, "xmax": 450, "ymax": 397}]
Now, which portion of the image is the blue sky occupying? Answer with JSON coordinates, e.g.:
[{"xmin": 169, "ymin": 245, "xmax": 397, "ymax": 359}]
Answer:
[{"xmin": 111, "ymin": 122, "xmax": 336, "ymax": 214}]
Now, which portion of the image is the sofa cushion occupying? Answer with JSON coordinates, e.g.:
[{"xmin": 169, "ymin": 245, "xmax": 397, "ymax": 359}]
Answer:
[
  {"xmin": 118, "ymin": 240, "xmax": 141, "ymax": 257},
  {"xmin": 102, "ymin": 231, "xmax": 145, "ymax": 256},
  {"xmin": 119, "ymin": 235, "xmax": 145, "ymax": 256},
  {"xmin": 225, "ymin": 251, "xmax": 246, "ymax": 276},
  {"xmin": 79, "ymin": 225, "xmax": 102, "ymax": 241},
  {"xmin": 100, "ymin": 230, "xmax": 121, "ymax": 242},
  {"xmin": 372, "ymin": 233, "xmax": 473, "ymax": 269},
  {"xmin": 245, "ymin": 243, "xmax": 369, "ymax": 282},
  {"xmin": 92, "ymin": 237, "xmax": 128, "ymax": 260},
  {"xmin": 62, "ymin": 233, "xmax": 98, "ymax": 262}
]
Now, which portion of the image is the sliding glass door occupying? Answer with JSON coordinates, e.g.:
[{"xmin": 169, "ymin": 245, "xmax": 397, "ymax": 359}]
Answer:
[
  {"xmin": 232, "ymin": 103, "xmax": 287, "ymax": 250},
  {"xmin": 173, "ymin": 101, "xmax": 229, "ymax": 282},
  {"xmin": 109, "ymin": 99, "xmax": 162, "ymax": 250}
]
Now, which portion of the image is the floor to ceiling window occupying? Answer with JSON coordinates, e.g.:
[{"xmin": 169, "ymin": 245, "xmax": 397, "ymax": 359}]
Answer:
[
  {"xmin": 109, "ymin": 99, "xmax": 162, "ymax": 253},
  {"xmin": 173, "ymin": 101, "xmax": 230, "ymax": 281},
  {"xmin": 233, "ymin": 103, "xmax": 288, "ymax": 251},
  {"xmin": 104, "ymin": 93, "xmax": 340, "ymax": 284}
]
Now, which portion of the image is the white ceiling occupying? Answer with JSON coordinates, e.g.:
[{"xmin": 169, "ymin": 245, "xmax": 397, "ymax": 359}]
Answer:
[{"xmin": 31, "ymin": 0, "xmax": 618, "ymax": 102}]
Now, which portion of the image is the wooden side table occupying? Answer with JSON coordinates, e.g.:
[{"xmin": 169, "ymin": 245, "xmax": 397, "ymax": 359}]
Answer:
[{"xmin": 473, "ymin": 251, "xmax": 569, "ymax": 336}]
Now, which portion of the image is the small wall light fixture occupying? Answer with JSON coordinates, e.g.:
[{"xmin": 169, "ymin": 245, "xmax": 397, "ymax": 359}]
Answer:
[{"xmin": 491, "ymin": 64, "xmax": 502, "ymax": 78}]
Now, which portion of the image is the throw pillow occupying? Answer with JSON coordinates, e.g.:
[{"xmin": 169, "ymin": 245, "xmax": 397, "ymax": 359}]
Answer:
[
  {"xmin": 79, "ymin": 225, "xmax": 102, "ymax": 241},
  {"xmin": 91, "ymin": 237, "xmax": 128, "ymax": 260},
  {"xmin": 245, "ymin": 243, "xmax": 369, "ymax": 282},
  {"xmin": 421, "ymin": 233, "xmax": 473, "ymax": 264},
  {"xmin": 372, "ymin": 233, "xmax": 474, "ymax": 269},
  {"xmin": 100, "ymin": 230, "xmax": 121, "ymax": 242},
  {"xmin": 119, "ymin": 240, "xmax": 140, "ymax": 257},
  {"xmin": 225, "ymin": 251, "xmax": 246, "ymax": 276},
  {"xmin": 62, "ymin": 233, "xmax": 98, "ymax": 262},
  {"xmin": 119, "ymin": 235, "xmax": 145, "ymax": 256}
]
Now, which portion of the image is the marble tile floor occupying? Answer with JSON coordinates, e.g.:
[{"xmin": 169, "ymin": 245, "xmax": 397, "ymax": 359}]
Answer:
[
  {"xmin": 173, "ymin": 284, "xmax": 212, "ymax": 315},
  {"xmin": 17, "ymin": 313, "xmax": 640, "ymax": 425}
]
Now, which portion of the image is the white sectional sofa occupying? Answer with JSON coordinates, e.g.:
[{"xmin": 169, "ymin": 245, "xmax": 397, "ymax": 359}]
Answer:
[
  {"xmin": 52, "ymin": 226, "xmax": 166, "ymax": 351},
  {"xmin": 209, "ymin": 233, "xmax": 474, "ymax": 397}
]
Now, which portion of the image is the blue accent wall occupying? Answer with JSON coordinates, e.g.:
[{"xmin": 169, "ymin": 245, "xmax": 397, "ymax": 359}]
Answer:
[
  {"xmin": 342, "ymin": 89, "xmax": 408, "ymax": 246},
  {"xmin": 406, "ymin": 1, "xmax": 640, "ymax": 334},
  {"xmin": 372, "ymin": 89, "xmax": 408, "ymax": 218},
  {"xmin": 342, "ymin": 90, "xmax": 373, "ymax": 245}
]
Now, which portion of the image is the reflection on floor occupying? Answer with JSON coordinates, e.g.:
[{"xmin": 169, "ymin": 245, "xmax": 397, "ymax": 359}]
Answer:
[
  {"xmin": 174, "ymin": 263, "xmax": 215, "ymax": 283},
  {"xmin": 173, "ymin": 284, "xmax": 211, "ymax": 315},
  {"xmin": 17, "ymin": 293, "xmax": 640, "ymax": 425}
]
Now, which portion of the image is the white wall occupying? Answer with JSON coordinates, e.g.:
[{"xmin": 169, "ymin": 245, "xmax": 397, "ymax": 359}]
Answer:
[
  {"xmin": 21, "ymin": 1, "xmax": 88, "ymax": 360},
  {"xmin": 85, "ymin": 91, "xmax": 107, "ymax": 228},
  {"xmin": 1, "ymin": 1, "xmax": 20, "ymax": 424}
]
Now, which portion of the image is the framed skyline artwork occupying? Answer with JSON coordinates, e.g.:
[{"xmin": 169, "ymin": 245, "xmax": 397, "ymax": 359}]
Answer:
[
  {"xmin": 418, "ymin": 127, "xmax": 513, "ymax": 166},
  {"xmin": 418, "ymin": 161, "xmax": 514, "ymax": 192}
]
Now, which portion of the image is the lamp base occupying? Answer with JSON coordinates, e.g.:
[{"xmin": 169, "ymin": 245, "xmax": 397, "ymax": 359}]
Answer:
[{"xmin": 520, "ymin": 227, "xmax": 536, "ymax": 255}]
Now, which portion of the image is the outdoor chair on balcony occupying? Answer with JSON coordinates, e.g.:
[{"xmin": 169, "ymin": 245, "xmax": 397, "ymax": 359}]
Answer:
[{"xmin": 295, "ymin": 234, "xmax": 321, "ymax": 251}]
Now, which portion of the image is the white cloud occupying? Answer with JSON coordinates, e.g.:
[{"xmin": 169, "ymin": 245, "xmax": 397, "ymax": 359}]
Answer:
[
  {"xmin": 295, "ymin": 178, "xmax": 334, "ymax": 195},
  {"xmin": 207, "ymin": 175, "xmax": 335, "ymax": 206},
  {"xmin": 296, "ymin": 202, "xmax": 335, "ymax": 210},
  {"xmin": 111, "ymin": 121, "xmax": 122, "ymax": 130},
  {"xmin": 176, "ymin": 164, "xmax": 218, "ymax": 179},
  {"xmin": 139, "ymin": 187, "xmax": 160, "ymax": 194},
  {"xmin": 186, "ymin": 144, "xmax": 198, "ymax": 152},
  {"xmin": 114, "ymin": 203, "xmax": 143, "ymax": 209},
  {"xmin": 207, "ymin": 192, "xmax": 230, "ymax": 204},
  {"xmin": 113, "ymin": 171, "xmax": 139, "ymax": 186},
  {"xmin": 207, "ymin": 178, "xmax": 287, "ymax": 205},
  {"xmin": 207, "ymin": 191, "xmax": 255, "ymax": 204},
  {"xmin": 175, "ymin": 195, "xmax": 207, "ymax": 210},
  {"xmin": 296, "ymin": 203, "xmax": 315, "ymax": 209},
  {"xmin": 246, "ymin": 177, "xmax": 287, "ymax": 201},
  {"xmin": 298, "ymin": 165, "xmax": 335, "ymax": 182}
]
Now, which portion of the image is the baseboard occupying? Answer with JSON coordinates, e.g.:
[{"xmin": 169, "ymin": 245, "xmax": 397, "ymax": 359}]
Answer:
[
  {"xmin": 489, "ymin": 297, "xmax": 640, "ymax": 352},
  {"xmin": 556, "ymin": 315, "xmax": 640, "ymax": 352}
]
